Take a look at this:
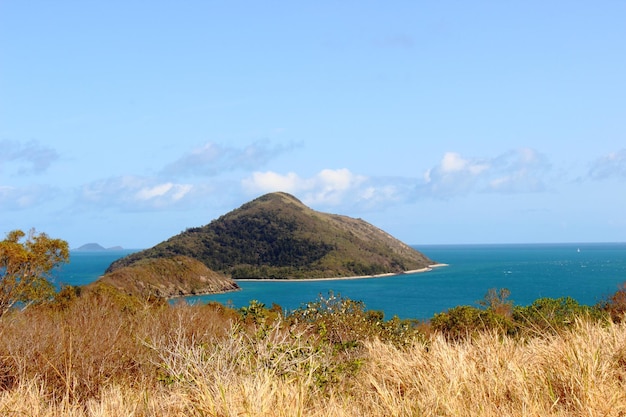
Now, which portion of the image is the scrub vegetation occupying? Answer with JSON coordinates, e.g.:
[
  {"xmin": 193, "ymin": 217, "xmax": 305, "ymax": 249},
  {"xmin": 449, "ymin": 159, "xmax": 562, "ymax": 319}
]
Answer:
[{"xmin": 2, "ymin": 284, "xmax": 626, "ymax": 416}]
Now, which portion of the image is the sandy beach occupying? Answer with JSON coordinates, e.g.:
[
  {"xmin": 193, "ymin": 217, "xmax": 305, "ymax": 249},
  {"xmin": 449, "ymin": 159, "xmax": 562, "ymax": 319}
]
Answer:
[{"xmin": 236, "ymin": 263, "xmax": 449, "ymax": 282}]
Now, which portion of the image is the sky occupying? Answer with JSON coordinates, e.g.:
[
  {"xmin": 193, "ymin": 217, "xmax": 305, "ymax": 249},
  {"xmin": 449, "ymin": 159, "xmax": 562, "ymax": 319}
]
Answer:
[{"xmin": 1, "ymin": 1, "xmax": 625, "ymax": 249}]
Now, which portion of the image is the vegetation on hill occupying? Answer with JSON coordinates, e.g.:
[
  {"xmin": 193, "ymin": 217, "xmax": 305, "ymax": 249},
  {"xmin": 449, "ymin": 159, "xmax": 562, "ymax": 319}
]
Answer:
[
  {"xmin": 107, "ymin": 192, "xmax": 433, "ymax": 279},
  {"xmin": 93, "ymin": 256, "xmax": 239, "ymax": 298}
]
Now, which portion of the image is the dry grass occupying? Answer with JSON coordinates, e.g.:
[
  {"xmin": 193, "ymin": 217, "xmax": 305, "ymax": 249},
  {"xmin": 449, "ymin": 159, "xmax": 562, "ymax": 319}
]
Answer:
[
  {"xmin": 1, "ymin": 290, "xmax": 626, "ymax": 416},
  {"xmin": 361, "ymin": 321, "xmax": 626, "ymax": 416}
]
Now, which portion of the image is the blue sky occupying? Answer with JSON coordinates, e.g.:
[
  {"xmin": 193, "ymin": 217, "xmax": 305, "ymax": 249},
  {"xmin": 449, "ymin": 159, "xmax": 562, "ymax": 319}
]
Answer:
[{"xmin": 1, "ymin": 1, "xmax": 625, "ymax": 248}]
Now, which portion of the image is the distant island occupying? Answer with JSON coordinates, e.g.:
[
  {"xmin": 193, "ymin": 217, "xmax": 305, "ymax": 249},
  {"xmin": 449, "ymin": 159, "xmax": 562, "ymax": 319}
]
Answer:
[
  {"xmin": 97, "ymin": 192, "xmax": 435, "ymax": 298},
  {"xmin": 73, "ymin": 243, "xmax": 124, "ymax": 251}
]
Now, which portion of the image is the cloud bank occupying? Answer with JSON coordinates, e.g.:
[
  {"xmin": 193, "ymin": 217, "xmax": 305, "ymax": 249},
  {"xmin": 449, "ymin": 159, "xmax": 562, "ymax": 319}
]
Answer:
[
  {"xmin": 242, "ymin": 148, "xmax": 552, "ymax": 211},
  {"xmin": 72, "ymin": 139, "xmax": 302, "ymax": 211},
  {"xmin": 7, "ymin": 140, "xmax": 596, "ymax": 216}
]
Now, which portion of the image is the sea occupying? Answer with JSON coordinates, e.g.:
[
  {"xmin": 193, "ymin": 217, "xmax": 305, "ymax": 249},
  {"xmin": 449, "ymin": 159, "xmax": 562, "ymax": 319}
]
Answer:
[{"xmin": 56, "ymin": 243, "xmax": 626, "ymax": 320}]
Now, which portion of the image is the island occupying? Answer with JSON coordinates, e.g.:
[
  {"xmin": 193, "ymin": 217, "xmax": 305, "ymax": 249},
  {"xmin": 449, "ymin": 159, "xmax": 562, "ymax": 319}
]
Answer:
[
  {"xmin": 73, "ymin": 243, "xmax": 124, "ymax": 251},
  {"xmin": 97, "ymin": 192, "xmax": 435, "ymax": 298}
]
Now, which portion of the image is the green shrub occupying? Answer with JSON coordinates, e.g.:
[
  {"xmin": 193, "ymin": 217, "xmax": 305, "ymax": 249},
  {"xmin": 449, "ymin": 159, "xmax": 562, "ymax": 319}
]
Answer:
[
  {"xmin": 239, "ymin": 299, "xmax": 269, "ymax": 324},
  {"xmin": 513, "ymin": 296, "xmax": 605, "ymax": 334},
  {"xmin": 431, "ymin": 288, "xmax": 517, "ymax": 340},
  {"xmin": 431, "ymin": 306, "xmax": 495, "ymax": 340},
  {"xmin": 289, "ymin": 292, "xmax": 423, "ymax": 348}
]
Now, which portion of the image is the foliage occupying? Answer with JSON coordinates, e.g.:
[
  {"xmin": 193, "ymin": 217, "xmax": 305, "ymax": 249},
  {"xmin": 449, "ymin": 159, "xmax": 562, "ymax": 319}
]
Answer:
[
  {"xmin": 238, "ymin": 299, "xmax": 282, "ymax": 325},
  {"xmin": 431, "ymin": 305, "xmax": 501, "ymax": 340},
  {"xmin": 513, "ymin": 296, "xmax": 606, "ymax": 334},
  {"xmin": 430, "ymin": 288, "xmax": 613, "ymax": 340},
  {"xmin": 289, "ymin": 291, "xmax": 424, "ymax": 348},
  {"xmin": 0, "ymin": 229, "xmax": 69, "ymax": 316},
  {"xmin": 431, "ymin": 288, "xmax": 518, "ymax": 340},
  {"xmin": 107, "ymin": 192, "xmax": 432, "ymax": 279}
]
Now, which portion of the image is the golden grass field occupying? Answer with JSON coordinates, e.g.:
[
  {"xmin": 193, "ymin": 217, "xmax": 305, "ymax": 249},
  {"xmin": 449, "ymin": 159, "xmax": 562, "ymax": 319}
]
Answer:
[{"xmin": 1, "ymin": 286, "xmax": 626, "ymax": 417}]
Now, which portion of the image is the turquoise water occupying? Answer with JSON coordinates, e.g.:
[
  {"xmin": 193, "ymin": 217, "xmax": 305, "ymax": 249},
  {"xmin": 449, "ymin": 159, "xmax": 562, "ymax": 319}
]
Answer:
[
  {"xmin": 54, "ymin": 250, "xmax": 139, "ymax": 287},
  {"xmin": 57, "ymin": 243, "xmax": 626, "ymax": 320}
]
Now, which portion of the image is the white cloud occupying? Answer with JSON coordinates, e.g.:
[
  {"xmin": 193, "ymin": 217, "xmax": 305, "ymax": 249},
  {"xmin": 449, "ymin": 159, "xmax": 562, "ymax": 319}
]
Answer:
[
  {"xmin": 440, "ymin": 152, "xmax": 477, "ymax": 173},
  {"xmin": 241, "ymin": 150, "xmax": 548, "ymax": 213},
  {"xmin": 588, "ymin": 149, "xmax": 626, "ymax": 180},
  {"xmin": 136, "ymin": 183, "xmax": 174, "ymax": 200},
  {"xmin": 421, "ymin": 148, "xmax": 549, "ymax": 198},
  {"xmin": 243, "ymin": 171, "xmax": 304, "ymax": 193},
  {"xmin": 242, "ymin": 169, "xmax": 417, "ymax": 212},
  {"xmin": 79, "ymin": 176, "xmax": 196, "ymax": 210},
  {"xmin": 71, "ymin": 138, "xmax": 301, "ymax": 213},
  {"xmin": 307, "ymin": 169, "xmax": 367, "ymax": 206},
  {"xmin": 242, "ymin": 168, "xmax": 373, "ymax": 207},
  {"xmin": 74, "ymin": 148, "xmax": 552, "ymax": 215},
  {"xmin": 422, "ymin": 152, "xmax": 487, "ymax": 197}
]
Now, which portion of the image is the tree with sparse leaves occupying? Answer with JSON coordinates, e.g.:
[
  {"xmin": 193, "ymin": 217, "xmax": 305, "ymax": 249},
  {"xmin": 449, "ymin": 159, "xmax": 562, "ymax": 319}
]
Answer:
[{"xmin": 0, "ymin": 229, "xmax": 69, "ymax": 316}]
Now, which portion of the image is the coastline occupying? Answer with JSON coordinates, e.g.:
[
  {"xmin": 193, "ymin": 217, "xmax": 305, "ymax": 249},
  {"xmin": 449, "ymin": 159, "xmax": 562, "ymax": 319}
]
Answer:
[
  {"xmin": 167, "ymin": 286, "xmax": 242, "ymax": 300},
  {"xmin": 167, "ymin": 264, "xmax": 450, "ymax": 298},
  {"xmin": 236, "ymin": 263, "xmax": 449, "ymax": 283}
]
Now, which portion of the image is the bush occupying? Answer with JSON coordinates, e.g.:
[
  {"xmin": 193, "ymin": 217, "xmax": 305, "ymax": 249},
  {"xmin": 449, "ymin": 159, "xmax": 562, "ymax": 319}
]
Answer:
[
  {"xmin": 239, "ymin": 299, "xmax": 282, "ymax": 325},
  {"xmin": 431, "ymin": 305, "xmax": 511, "ymax": 340},
  {"xmin": 431, "ymin": 288, "xmax": 517, "ymax": 340},
  {"xmin": 513, "ymin": 296, "xmax": 605, "ymax": 334},
  {"xmin": 288, "ymin": 292, "xmax": 423, "ymax": 348}
]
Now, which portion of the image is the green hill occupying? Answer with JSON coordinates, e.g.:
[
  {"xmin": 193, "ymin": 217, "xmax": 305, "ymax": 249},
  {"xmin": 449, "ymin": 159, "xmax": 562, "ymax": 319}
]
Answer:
[
  {"xmin": 94, "ymin": 256, "xmax": 239, "ymax": 298},
  {"xmin": 107, "ymin": 192, "xmax": 433, "ymax": 280}
]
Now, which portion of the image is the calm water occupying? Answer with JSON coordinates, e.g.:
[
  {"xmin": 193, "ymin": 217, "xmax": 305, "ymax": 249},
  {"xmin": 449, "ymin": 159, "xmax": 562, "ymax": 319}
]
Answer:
[
  {"xmin": 58, "ymin": 243, "xmax": 626, "ymax": 320},
  {"xmin": 54, "ymin": 250, "xmax": 139, "ymax": 287}
]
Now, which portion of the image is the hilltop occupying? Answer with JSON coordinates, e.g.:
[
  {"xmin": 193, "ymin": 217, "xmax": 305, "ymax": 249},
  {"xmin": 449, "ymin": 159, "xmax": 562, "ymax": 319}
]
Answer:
[{"xmin": 106, "ymin": 192, "xmax": 433, "ymax": 280}]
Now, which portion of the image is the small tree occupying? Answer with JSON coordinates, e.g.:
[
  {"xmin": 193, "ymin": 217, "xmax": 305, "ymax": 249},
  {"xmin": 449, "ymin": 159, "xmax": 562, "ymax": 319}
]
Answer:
[
  {"xmin": 479, "ymin": 287, "xmax": 513, "ymax": 318},
  {"xmin": 0, "ymin": 229, "xmax": 69, "ymax": 316}
]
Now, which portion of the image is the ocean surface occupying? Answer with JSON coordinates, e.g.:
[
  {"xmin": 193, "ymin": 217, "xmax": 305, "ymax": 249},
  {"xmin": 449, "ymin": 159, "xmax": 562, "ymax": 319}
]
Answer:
[{"xmin": 57, "ymin": 243, "xmax": 626, "ymax": 320}]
